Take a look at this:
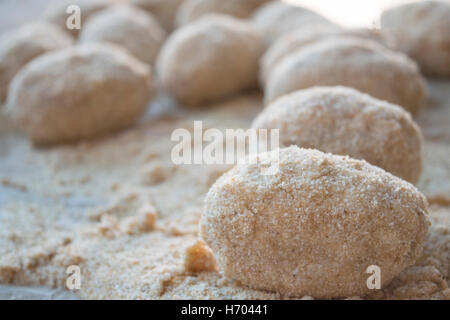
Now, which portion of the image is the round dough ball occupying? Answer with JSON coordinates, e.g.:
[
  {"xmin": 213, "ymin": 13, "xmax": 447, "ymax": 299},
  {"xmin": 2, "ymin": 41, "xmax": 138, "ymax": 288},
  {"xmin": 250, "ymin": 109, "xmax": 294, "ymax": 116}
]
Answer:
[
  {"xmin": 79, "ymin": 5, "xmax": 166, "ymax": 66},
  {"xmin": 0, "ymin": 22, "xmax": 73, "ymax": 103},
  {"xmin": 252, "ymin": 1, "xmax": 338, "ymax": 44},
  {"xmin": 43, "ymin": 0, "xmax": 111, "ymax": 37},
  {"xmin": 201, "ymin": 146, "xmax": 430, "ymax": 298},
  {"xmin": 252, "ymin": 86, "xmax": 424, "ymax": 184},
  {"xmin": 265, "ymin": 37, "xmax": 427, "ymax": 115},
  {"xmin": 381, "ymin": 1, "xmax": 450, "ymax": 76},
  {"xmin": 260, "ymin": 26, "xmax": 397, "ymax": 86},
  {"xmin": 157, "ymin": 14, "xmax": 265, "ymax": 106},
  {"xmin": 176, "ymin": 0, "xmax": 272, "ymax": 26},
  {"xmin": 6, "ymin": 44, "xmax": 152, "ymax": 145},
  {"xmin": 131, "ymin": 0, "xmax": 184, "ymax": 31}
]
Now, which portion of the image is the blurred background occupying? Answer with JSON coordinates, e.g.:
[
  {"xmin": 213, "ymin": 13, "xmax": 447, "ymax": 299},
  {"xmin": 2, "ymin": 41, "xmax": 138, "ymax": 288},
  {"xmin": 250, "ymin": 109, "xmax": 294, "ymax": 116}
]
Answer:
[{"xmin": 0, "ymin": 0, "xmax": 423, "ymax": 35}]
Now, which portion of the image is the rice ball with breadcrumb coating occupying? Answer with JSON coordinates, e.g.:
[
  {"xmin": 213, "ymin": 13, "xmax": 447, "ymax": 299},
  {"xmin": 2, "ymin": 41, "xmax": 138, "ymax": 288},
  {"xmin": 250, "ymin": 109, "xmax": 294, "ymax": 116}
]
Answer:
[
  {"xmin": 201, "ymin": 146, "xmax": 430, "ymax": 298},
  {"xmin": 6, "ymin": 43, "xmax": 152, "ymax": 145},
  {"xmin": 381, "ymin": 1, "xmax": 450, "ymax": 77},
  {"xmin": 131, "ymin": 0, "xmax": 184, "ymax": 31},
  {"xmin": 79, "ymin": 5, "xmax": 166, "ymax": 66},
  {"xmin": 175, "ymin": 0, "xmax": 272, "ymax": 26},
  {"xmin": 260, "ymin": 27, "xmax": 396, "ymax": 86},
  {"xmin": 265, "ymin": 37, "xmax": 427, "ymax": 115},
  {"xmin": 157, "ymin": 14, "xmax": 265, "ymax": 106},
  {"xmin": 252, "ymin": 1, "xmax": 338, "ymax": 44},
  {"xmin": 0, "ymin": 22, "xmax": 73, "ymax": 103},
  {"xmin": 252, "ymin": 86, "xmax": 424, "ymax": 184}
]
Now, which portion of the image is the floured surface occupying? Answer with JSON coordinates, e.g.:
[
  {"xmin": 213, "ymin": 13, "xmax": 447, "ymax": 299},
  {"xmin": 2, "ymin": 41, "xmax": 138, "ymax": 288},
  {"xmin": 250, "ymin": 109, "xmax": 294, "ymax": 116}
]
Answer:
[{"xmin": 0, "ymin": 79, "xmax": 449, "ymax": 299}]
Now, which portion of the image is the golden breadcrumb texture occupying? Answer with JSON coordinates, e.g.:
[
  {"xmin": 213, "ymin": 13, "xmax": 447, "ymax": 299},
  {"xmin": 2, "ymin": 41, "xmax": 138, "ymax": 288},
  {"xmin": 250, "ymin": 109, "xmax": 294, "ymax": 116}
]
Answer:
[
  {"xmin": 201, "ymin": 146, "xmax": 430, "ymax": 298},
  {"xmin": 381, "ymin": 0, "xmax": 450, "ymax": 76},
  {"xmin": 252, "ymin": 86, "xmax": 424, "ymax": 183},
  {"xmin": 265, "ymin": 36, "xmax": 427, "ymax": 115}
]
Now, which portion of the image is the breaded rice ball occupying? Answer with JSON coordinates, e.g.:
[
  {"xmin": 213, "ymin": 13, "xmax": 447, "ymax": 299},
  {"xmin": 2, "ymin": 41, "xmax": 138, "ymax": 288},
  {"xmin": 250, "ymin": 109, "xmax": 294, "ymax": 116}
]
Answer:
[
  {"xmin": 381, "ymin": 1, "xmax": 450, "ymax": 76},
  {"xmin": 79, "ymin": 5, "xmax": 166, "ymax": 66},
  {"xmin": 252, "ymin": 86, "xmax": 424, "ymax": 184},
  {"xmin": 43, "ymin": 0, "xmax": 111, "ymax": 37},
  {"xmin": 265, "ymin": 37, "xmax": 427, "ymax": 115},
  {"xmin": 6, "ymin": 44, "xmax": 152, "ymax": 145},
  {"xmin": 176, "ymin": 0, "xmax": 271, "ymax": 26},
  {"xmin": 201, "ymin": 146, "xmax": 430, "ymax": 298},
  {"xmin": 252, "ymin": 1, "xmax": 338, "ymax": 44},
  {"xmin": 131, "ymin": 0, "xmax": 184, "ymax": 31},
  {"xmin": 157, "ymin": 14, "xmax": 265, "ymax": 106},
  {"xmin": 260, "ymin": 27, "xmax": 397, "ymax": 86},
  {"xmin": 0, "ymin": 22, "xmax": 73, "ymax": 103}
]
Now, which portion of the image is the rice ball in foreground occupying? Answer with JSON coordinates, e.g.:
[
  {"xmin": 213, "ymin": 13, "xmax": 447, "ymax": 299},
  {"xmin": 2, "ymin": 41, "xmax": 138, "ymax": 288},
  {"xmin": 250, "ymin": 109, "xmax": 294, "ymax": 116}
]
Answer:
[
  {"xmin": 381, "ymin": 0, "xmax": 450, "ymax": 76},
  {"xmin": 79, "ymin": 5, "xmax": 166, "ymax": 66},
  {"xmin": 43, "ymin": 0, "xmax": 111, "ymax": 37},
  {"xmin": 131, "ymin": 0, "xmax": 184, "ymax": 31},
  {"xmin": 252, "ymin": 1, "xmax": 339, "ymax": 44},
  {"xmin": 260, "ymin": 27, "xmax": 397, "ymax": 86},
  {"xmin": 175, "ymin": 0, "xmax": 271, "ymax": 26},
  {"xmin": 201, "ymin": 146, "xmax": 430, "ymax": 298},
  {"xmin": 265, "ymin": 37, "xmax": 427, "ymax": 115},
  {"xmin": 6, "ymin": 44, "xmax": 153, "ymax": 145},
  {"xmin": 157, "ymin": 14, "xmax": 265, "ymax": 107},
  {"xmin": 252, "ymin": 86, "xmax": 424, "ymax": 184},
  {"xmin": 0, "ymin": 22, "xmax": 73, "ymax": 103}
]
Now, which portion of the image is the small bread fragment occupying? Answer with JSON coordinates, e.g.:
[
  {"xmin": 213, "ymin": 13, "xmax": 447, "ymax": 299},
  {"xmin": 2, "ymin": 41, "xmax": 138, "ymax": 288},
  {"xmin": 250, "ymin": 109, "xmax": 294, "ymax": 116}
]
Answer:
[
  {"xmin": 131, "ymin": 0, "xmax": 184, "ymax": 31},
  {"xmin": 265, "ymin": 37, "xmax": 427, "ymax": 115},
  {"xmin": 6, "ymin": 44, "xmax": 152, "ymax": 145},
  {"xmin": 381, "ymin": 0, "xmax": 450, "ymax": 76},
  {"xmin": 260, "ymin": 27, "xmax": 396, "ymax": 86},
  {"xmin": 157, "ymin": 14, "xmax": 265, "ymax": 106},
  {"xmin": 252, "ymin": 1, "xmax": 338, "ymax": 44},
  {"xmin": 176, "ymin": 0, "xmax": 271, "ymax": 26},
  {"xmin": 252, "ymin": 86, "xmax": 424, "ymax": 184},
  {"xmin": 0, "ymin": 22, "xmax": 73, "ymax": 103},
  {"xmin": 79, "ymin": 5, "xmax": 166, "ymax": 66},
  {"xmin": 184, "ymin": 240, "xmax": 218, "ymax": 273},
  {"xmin": 43, "ymin": 0, "xmax": 110, "ymax": 37},
  {"xmin": 201, "ymin": 146, "xmax": 430, "ymax": 298}
]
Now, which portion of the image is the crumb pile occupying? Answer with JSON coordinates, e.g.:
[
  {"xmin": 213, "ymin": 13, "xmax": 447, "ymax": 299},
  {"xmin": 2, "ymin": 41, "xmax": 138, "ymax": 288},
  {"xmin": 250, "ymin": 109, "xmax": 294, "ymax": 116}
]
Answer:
[{"xmin": 0, "ymin": 87, "xmax": 449, "ymax": 299}]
